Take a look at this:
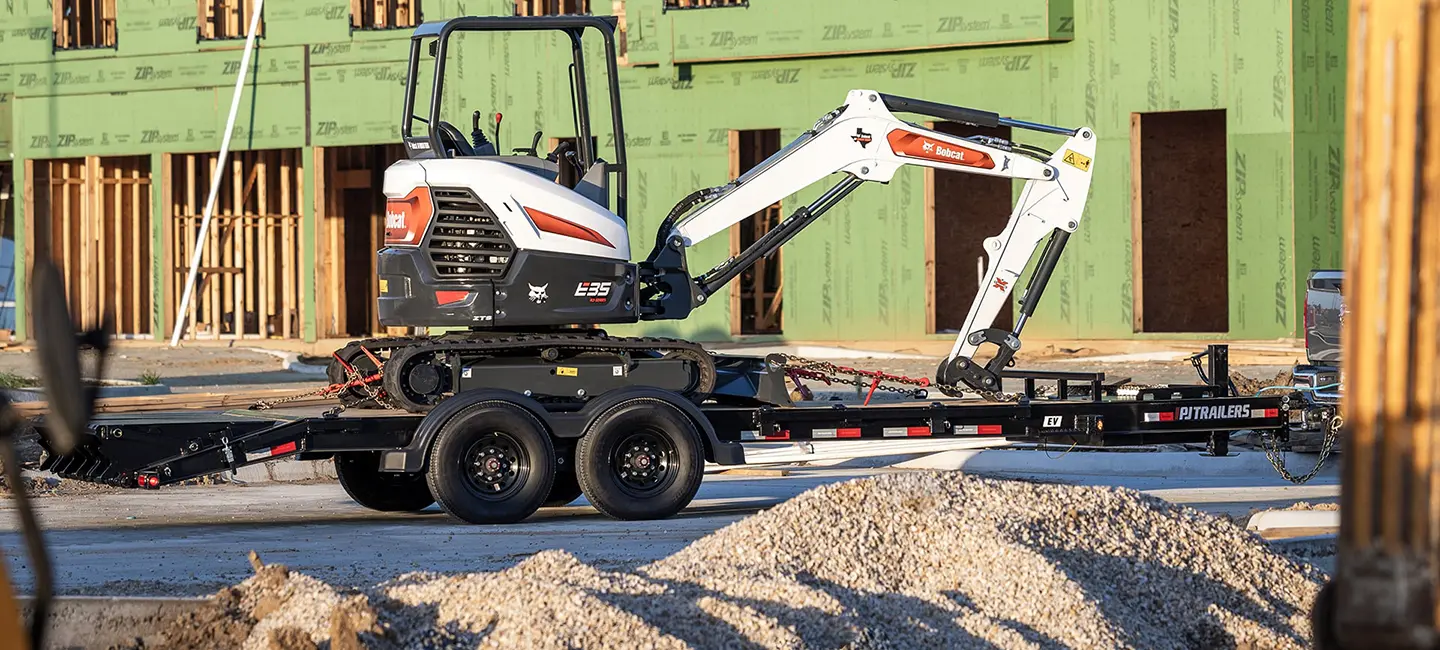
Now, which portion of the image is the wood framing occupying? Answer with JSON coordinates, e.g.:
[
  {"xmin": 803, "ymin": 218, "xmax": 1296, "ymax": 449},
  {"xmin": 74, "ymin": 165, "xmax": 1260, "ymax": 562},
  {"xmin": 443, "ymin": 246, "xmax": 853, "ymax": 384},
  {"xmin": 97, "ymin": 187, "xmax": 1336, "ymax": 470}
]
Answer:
[
  {"xmin": 167, "ymin": 149, "xmax": 304, "ymax": 339},
  {"xmin": 729, "ymin": 129, "xmax": 783, "ymax": 335},
  {"xmin": 1130, "ymin": 113, "xmax": 1144, "ymax": 333},
  {"xmin": 663, "ymin": 0, "xmax": 747, "ymax": 8},
  {"xmin": 198, "ymin": 0, "xmax": 264, "ymax": 40},
  {"xmin": 514, "ymin": 0, "xmax": 588, "ymax": 16},
  {"xmin": 32, "ymin": 156, "xmax": 153, "ymax": 335},
  {"xmin": 316, "ymin": 144, "xmax": 405, "ymax": 338},
  {"xmin": 350, "ymin": 0, "xmax": 421, "ymax": 29},
  {"xmin": 53, "ymin": 0, "xmax": 117, "ymax": 50},
  {"xmin": 922, "ymin": 121, "xmax": 937, "ymax": 334}
]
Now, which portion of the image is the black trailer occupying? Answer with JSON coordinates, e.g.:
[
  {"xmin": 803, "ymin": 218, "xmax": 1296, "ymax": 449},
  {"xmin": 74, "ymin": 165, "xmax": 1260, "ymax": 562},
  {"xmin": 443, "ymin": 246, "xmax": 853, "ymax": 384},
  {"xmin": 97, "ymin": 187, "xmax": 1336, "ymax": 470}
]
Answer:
[{"xmin": 36, "ymin": 345, "xmax": 1296, "ymax": 525}]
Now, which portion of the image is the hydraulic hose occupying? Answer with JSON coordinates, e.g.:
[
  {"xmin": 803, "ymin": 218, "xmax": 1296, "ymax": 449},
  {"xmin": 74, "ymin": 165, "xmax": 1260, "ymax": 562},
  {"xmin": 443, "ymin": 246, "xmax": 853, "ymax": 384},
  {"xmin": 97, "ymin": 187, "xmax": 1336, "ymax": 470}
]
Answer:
[{"xmin": 649, "ymin": 183, "xmax": 732, "ymax": 259}]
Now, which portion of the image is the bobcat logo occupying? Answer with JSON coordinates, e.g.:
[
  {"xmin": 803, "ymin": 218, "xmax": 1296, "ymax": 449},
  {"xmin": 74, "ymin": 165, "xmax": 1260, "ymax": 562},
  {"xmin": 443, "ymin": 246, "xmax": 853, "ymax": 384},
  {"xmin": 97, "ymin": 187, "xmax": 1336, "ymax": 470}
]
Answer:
[{"xmin": 528, "ymin": 284, "xmax": 549, "ymax": 304}]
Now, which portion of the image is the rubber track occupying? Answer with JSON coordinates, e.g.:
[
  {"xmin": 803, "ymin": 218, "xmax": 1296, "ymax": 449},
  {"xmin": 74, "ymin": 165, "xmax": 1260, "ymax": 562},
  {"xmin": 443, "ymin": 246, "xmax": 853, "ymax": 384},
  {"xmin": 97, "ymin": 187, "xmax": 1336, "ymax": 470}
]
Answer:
[{"xmin": 339, "ymin": 333, "xmax": 718, "ymax": 402}]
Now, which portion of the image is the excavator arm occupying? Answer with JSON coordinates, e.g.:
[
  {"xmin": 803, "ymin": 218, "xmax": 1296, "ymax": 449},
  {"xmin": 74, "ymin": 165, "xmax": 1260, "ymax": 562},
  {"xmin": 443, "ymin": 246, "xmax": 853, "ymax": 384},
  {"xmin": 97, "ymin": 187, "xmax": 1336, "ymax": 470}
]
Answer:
[{"xmin": 639, "ymin": 88, "xmax": 1097, "ymax": 396}]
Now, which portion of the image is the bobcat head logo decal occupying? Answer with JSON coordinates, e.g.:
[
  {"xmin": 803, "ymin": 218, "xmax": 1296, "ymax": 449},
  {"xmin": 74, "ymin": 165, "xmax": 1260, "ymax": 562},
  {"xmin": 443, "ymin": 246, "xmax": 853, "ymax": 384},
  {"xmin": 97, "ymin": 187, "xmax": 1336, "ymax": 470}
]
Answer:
[{"xmin": 528, "ymin": 283, "xmax": 549, "ymax": 304}]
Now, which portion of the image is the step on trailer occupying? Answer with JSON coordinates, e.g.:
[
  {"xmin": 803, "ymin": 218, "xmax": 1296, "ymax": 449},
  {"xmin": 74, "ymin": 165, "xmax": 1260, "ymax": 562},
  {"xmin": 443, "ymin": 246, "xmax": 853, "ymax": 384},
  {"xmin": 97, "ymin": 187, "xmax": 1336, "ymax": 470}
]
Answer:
[{"xmin": 36, "ymin": 345, "xmax": 1299, "ymax": 524}]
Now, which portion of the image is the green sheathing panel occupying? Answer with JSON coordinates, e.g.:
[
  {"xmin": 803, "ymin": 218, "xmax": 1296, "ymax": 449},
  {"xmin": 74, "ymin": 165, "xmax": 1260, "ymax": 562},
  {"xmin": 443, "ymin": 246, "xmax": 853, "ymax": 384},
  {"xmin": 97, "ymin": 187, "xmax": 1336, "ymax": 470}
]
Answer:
[
  {"xmin": 0, "ymin": 1, "xmax": 55, "ymax": 64},
  {"xmin": 0, "ymin": 67, "xmax": 12, "ymax": 157},
  {"xmin": 1054, "ymin": 0, "xmax": 1297, "ymax": 340},
  {"xmin": 1291, "ymin": 0, "xmax": 1346, "ymax": 337},
  {"xmin": 626, "ymin": 0, "xmax": 1074, "ymax": 65},
  {"xmin": 15, "ymin": 47, "xmax": 308, "ymax": 158}
]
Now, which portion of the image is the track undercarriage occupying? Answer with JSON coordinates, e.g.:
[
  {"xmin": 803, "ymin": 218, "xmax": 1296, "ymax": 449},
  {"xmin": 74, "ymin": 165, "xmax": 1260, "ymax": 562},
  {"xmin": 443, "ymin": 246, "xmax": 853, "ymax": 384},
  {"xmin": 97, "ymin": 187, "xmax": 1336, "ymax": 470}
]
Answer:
[{"xmin": 328, "ymin": 331, "xmax": 721, "ymax": 413}]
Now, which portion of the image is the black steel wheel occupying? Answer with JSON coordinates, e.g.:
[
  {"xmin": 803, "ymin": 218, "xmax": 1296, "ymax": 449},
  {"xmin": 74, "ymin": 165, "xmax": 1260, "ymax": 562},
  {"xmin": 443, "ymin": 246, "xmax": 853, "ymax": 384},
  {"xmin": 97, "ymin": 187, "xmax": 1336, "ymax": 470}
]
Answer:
[
  {"xmin": 543, "ymin": 443, "xmax": 584, "ymax": 507},
  {"xmin": 576, "ymin": 397, "xmax": 704, "ymax": 521},
  {"xmin": 334, "ymin": 451, "xmax": 434, "ymax": 512},
  {"xmin": 328, "ymin": 344, "xmax": 385, "ymax": 408},
  {"xmin": 384, "ymin": 347, "xmax": 449, "ymax": 413},
  {"xmin": 425, "ymin": 401, "xmax": 554, "ymax": 524}
]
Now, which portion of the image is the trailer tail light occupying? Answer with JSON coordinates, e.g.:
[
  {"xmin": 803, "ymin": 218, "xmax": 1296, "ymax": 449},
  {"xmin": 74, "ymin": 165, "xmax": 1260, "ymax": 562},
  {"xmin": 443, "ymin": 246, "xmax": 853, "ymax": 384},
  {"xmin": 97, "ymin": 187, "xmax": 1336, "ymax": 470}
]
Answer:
[
  {"xmin": 138, "ymin": 474, "xmax": 160, "ymax": 489},
  {"xmin": 385, "ymin": 186, "xmax": 434, "ymax": 246}
]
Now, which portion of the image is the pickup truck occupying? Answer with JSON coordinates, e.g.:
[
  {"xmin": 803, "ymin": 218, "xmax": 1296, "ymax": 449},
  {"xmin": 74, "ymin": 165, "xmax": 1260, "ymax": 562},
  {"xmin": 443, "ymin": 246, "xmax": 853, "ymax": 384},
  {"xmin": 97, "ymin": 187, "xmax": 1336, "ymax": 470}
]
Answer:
[{"xmin": 1291, "ymin": 269, "xmax": 1343, "ymax": 432}]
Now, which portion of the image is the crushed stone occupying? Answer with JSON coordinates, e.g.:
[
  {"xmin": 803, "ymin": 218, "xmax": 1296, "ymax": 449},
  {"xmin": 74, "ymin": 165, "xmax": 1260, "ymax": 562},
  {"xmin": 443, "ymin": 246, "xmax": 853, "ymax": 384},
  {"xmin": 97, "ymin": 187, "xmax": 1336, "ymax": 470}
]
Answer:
[{"xmin": 140, "ymin": 472, "xmax": 1324, "ymax": 649}]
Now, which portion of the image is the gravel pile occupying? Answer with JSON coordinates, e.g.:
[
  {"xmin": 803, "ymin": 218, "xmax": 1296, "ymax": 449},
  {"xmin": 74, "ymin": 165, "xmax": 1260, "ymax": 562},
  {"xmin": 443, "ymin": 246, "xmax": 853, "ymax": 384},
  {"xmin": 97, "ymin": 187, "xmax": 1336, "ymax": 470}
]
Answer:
[{"xmin": 141, "ymin": 472, "xmax": 1324, "ymax": 649}]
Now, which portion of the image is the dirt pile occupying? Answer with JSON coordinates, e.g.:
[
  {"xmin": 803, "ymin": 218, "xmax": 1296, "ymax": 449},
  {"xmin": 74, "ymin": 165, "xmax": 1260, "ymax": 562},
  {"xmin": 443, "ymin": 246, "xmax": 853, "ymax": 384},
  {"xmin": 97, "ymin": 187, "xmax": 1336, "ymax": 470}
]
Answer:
[
  {"xmin": 143, "ymin": 472, "xmax": 1324, "ymax": 649},
  {"xmin": 1230, "ymin": 370, "xmax": 1297, "ymax": 396}
]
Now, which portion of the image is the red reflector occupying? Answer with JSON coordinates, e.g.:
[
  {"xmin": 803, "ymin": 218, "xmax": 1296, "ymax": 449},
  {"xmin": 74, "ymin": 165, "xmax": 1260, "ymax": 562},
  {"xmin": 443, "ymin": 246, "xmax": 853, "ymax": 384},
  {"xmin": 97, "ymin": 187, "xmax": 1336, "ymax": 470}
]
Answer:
[
  {"xmin": 906, "ymin": 426, "xmax": 931, "ymax": 437},
  {"xmin": 271, "ymin": 441, "xmax": 298, "ymax": 456},
  {"xmin": 837, "ymin": 427, "xmax": 862, "ymax": 438},
  {"xmin": 763, "ymin": 429, "xmax": 790, "ymax": 441},
  {"xmin": 1264, "ymin": 408, "xmax": 1279, "ymax": 418},
  {"xmin": 435, "ymin": 291, "xmax": 469, "ymax": 306},
  {"xmin": 1159, "ymin": 412, "xmax": 1175, "ymax": 422},
  {"xmin": 977, "ymin": 425, "xmax": 1003, "ymax": 435}
]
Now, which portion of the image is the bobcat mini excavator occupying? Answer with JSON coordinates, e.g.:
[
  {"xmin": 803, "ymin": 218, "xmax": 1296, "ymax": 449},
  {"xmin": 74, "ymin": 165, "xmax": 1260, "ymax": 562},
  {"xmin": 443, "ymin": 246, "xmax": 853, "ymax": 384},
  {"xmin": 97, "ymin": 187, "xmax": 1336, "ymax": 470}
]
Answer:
[{"xmin": 329, "ymin": 15, "xmax": 1096, "ymax": 413}]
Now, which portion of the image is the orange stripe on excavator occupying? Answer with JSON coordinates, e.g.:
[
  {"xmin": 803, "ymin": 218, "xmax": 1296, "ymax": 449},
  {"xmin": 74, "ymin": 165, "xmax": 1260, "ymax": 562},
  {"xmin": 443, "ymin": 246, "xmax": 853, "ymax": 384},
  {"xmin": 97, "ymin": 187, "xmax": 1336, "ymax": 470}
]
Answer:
[
  {"xmin": 886, "ymin": 130, "xmax": 996, "ymax": 169},
  {"xmin": 523, "ymin": 206, "xmax": 616, "ymax": 248}
]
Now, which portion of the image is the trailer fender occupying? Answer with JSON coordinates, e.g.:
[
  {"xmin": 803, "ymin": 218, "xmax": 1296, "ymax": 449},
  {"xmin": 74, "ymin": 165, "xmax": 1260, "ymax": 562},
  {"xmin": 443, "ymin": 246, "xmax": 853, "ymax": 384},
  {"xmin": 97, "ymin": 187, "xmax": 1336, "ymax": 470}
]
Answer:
[
  {"xmin": 387, "ymin": 388, "xmax": 558, "ymax": 473},
  {"xmin": 573, "ymin": 387, "xmax": 746, "ymax": 466}
]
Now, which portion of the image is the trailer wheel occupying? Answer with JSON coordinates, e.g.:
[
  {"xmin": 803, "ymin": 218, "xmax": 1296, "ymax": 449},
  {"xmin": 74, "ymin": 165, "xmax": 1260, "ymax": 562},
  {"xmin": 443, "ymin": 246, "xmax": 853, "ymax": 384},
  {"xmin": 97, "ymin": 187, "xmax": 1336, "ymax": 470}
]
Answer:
[
  {"xmin": 544, "ymin": 443, "xmax": 584, "ymax": 507},
  {"xmin": 426, "ymin": 402, "xmax": 554, "ymax": 524},
  {"xmin": 576, "ymin": 398, "xmax": 704, "ymax": 521},
  {"xmin": 335, "ymin": 452, "xmax": 434, "ymax": 512}
]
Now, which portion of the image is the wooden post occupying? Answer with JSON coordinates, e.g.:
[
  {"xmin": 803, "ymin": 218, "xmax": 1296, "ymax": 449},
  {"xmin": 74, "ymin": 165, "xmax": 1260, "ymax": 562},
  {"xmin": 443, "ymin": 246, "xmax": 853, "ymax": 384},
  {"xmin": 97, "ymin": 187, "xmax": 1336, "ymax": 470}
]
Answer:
[
  {"xmin": 1130, "ymin": 113, "xmax": 1145, "ymax": 333},
  {"xmin": 281, "ymin": 150, "xmax": 294, "ymax": 338},
  {"xmin": 1325, "ymin": 0, "xmax": 1440, "ymax": 645},
  {"xmin": 921, "ymin": 125, "xmax": 938, "ymax": 334}
]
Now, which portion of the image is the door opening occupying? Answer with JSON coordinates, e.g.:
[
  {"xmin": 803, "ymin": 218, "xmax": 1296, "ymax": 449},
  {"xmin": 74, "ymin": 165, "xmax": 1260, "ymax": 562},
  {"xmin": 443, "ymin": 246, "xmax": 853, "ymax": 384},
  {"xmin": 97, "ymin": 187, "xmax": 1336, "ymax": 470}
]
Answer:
[
  {"xmin": 730, "ymin": 129, "xmax": 783, "ymax": 335},
  {"xmin": 318, "ymin": 144, "xmax": 407, "ymax": 338},
  {"xmin": 1133, "ymin": 110, "xmax": 1229, "ymax": 333},
  {"xmin": 930, "ymin": 122, "xmax": 1015, "ymax": 334}
]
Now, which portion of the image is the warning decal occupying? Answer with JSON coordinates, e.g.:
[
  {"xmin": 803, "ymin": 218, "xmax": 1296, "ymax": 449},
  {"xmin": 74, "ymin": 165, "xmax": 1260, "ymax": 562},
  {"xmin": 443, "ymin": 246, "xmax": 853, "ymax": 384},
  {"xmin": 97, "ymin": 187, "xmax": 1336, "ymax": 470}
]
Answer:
[{"xmin": 1061, "ymin": 149, "xmax": 1092, "ymax": 172}]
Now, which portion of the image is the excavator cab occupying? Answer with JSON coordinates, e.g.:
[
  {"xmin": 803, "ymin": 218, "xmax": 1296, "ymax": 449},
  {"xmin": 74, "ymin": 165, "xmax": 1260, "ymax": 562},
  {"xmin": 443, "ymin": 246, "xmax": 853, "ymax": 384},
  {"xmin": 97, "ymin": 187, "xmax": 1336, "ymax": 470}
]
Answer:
[{"xmin": 398, "ymin": 15, "xmax": 628, "ymax": 216}]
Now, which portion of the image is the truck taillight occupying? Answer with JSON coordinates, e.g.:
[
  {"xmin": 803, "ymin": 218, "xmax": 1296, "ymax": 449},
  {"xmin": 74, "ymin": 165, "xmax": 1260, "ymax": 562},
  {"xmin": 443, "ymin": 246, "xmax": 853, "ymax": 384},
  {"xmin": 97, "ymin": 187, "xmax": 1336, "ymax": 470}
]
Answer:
[{"xmin": 385, "ymin": 187, "xmax": 433, "ymax": 247}]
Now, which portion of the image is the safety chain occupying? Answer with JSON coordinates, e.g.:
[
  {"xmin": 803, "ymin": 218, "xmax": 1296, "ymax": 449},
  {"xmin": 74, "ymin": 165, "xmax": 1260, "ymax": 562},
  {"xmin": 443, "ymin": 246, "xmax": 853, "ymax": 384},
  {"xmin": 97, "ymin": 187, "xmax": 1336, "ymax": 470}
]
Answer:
[
  {"xmin": 774, "ymin": 354, "xmax": 1020, "ymax": 404},
  {"xmin": 1259, "ymin": 412, "xmax": 1341, "ymax": 485},
  {"xmin": 251, "ymin": 350, "xmax": 394, "ymax": 411}
]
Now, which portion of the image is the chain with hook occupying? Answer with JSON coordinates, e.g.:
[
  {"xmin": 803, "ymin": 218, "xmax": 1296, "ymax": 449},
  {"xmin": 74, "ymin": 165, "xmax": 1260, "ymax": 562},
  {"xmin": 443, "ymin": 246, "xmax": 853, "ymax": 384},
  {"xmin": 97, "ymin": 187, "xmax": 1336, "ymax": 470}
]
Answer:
[{"xmin": 1259, "ymin": 412, "xmax": 1340, "ymax": 484}]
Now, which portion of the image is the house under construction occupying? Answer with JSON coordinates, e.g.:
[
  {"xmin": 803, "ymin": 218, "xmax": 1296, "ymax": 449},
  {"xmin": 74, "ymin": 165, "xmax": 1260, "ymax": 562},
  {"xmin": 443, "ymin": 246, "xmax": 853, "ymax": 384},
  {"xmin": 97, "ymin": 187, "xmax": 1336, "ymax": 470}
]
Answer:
[{"xmin": 0, "ymin": 0, "xmax": 1346, "ymax": 343}]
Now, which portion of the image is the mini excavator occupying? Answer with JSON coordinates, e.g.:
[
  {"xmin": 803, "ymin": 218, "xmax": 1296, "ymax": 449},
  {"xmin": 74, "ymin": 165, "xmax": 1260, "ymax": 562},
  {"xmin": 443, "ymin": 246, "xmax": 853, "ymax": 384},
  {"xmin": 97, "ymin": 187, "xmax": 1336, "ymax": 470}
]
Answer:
[{"xmin": 330, "ymin": 15, "xmax": 1096, "ymax": 412}]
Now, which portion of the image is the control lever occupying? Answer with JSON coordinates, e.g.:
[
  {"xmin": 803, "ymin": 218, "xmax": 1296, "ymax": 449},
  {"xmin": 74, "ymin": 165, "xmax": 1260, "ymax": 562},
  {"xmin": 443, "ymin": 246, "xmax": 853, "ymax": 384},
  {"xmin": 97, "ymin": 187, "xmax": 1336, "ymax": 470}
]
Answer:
[
  {"xmin": 493, "ymin": 112, "xmax": 503, "ymax": 153},
  {"xmin": 514, "ymin": 131, "xmax": 543, "ymax": 157},
  {"xmin": 470, "ymin": 110, "xmax": 497, "ymax": 156}
]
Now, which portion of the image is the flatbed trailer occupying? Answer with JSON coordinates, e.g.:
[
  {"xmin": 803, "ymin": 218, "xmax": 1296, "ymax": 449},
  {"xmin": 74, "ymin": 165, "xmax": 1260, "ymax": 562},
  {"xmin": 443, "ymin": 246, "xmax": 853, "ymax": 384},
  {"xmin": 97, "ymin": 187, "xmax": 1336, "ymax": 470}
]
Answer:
[{"xmin": 36, "ymin": 345, "xmax": 1296, "ymax": 524}]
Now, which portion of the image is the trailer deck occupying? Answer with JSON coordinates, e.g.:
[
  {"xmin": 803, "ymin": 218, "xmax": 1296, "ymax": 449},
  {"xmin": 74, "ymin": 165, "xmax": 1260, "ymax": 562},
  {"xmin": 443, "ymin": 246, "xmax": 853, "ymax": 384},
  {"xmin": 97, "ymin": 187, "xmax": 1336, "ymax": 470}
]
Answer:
[{"xmin": 32, "ymin": 345, "xmax": 1301, "ymax": 524}]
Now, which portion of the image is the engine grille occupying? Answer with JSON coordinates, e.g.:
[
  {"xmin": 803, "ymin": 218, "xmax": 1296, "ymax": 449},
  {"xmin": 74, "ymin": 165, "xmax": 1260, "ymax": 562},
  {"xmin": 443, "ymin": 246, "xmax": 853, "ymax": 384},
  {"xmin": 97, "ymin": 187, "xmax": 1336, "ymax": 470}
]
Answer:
[{"xmin": 426, "ymin": 188, "xmax": 515, "ymax": 279}]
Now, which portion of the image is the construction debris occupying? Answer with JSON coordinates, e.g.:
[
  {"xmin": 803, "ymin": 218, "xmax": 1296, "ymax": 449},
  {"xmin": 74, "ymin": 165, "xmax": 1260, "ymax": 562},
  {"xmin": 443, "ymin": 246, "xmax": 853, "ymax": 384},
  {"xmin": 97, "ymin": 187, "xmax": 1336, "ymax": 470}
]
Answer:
[
  {"xmin": 1229, "ymin": 370, "xmax": 1296, "ymax": 397},
  {"xmin": 130, "ymin": 472, "xmax": 1323, "ymax": 649}
]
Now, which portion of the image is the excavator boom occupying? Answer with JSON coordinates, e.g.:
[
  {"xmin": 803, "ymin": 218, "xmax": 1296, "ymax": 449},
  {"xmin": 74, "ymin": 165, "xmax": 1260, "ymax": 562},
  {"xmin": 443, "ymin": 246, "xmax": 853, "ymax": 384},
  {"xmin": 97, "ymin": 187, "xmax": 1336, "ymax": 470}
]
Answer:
[{"xmin": 642, "ymin": 89, "xmax": 1097, "ymax": 396}]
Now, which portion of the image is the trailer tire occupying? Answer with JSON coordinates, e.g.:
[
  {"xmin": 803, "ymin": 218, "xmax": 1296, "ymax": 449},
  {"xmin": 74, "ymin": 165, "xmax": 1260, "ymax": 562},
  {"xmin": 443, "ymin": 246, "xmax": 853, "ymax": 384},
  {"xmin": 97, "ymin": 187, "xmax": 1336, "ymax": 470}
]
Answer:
[
  {"xmin": 426, "ymin": 401, "xmax": 555, "ymax": 524},
  {"xmin": 335, "ymin": 452, "xmax": 435, "ymax": 512},
  {"xmin": 576, "ymin": 397, "xmax": 704, "ymax": 521}
]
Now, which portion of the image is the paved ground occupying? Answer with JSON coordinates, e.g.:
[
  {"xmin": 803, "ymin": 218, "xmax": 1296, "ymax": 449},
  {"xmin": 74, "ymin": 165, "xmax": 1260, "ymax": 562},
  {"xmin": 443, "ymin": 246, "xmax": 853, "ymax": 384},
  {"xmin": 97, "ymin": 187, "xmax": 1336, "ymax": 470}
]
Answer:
[{"xmin": 0, "ymin": 466, "xmax": 1337, "ymax": 597}]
